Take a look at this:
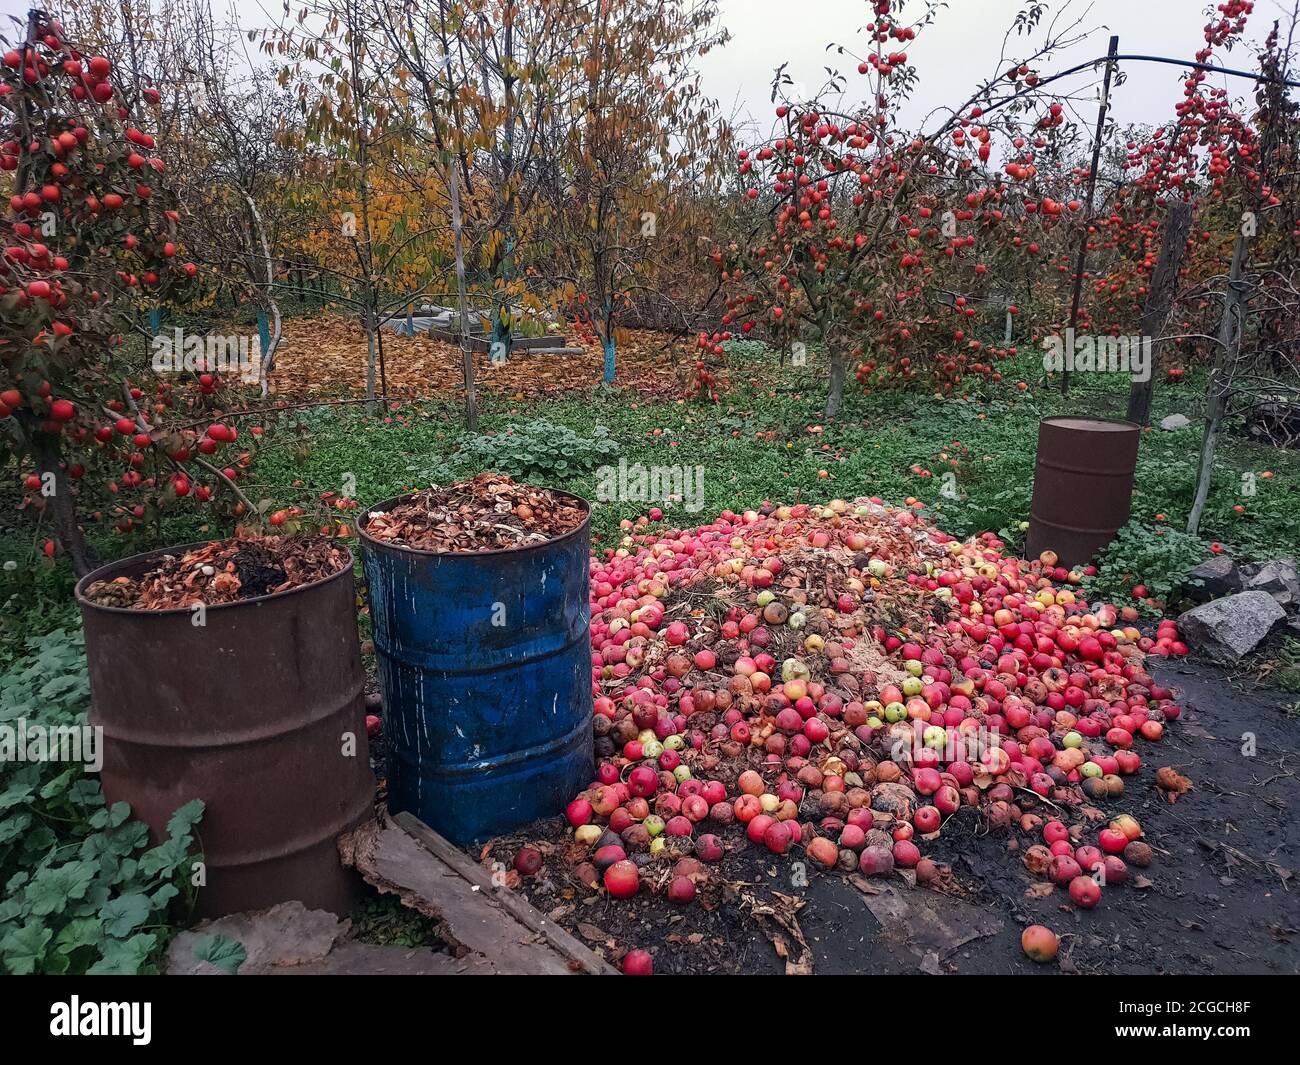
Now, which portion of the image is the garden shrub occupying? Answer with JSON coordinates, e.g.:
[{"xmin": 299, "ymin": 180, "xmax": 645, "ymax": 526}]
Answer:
[
  {"xmin": 0, "ymin": 629, "xmax": 204, "ymax": 974},
  {"xmin": 1085, "ymin": 520, "xmax": 1209, "ymax": 609},
  {"xmin": 456, "ymin": 419, "xmax": 619, "ymax": 481}
]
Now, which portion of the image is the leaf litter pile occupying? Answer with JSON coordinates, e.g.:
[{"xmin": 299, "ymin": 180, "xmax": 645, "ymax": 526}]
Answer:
[
  {"xmin": 267, "ymin": 315, "xmax": 689, "ymax": 401},
  {"xmin": 83, "ymin": 534, "xmax": 350, "ymax": 610},
  {"xmin": 363, "ymin": 473, "xmax": 586, "ymax": 552},
  {"xmin": 477, "ymin": 497, "xmax": 1193, "ymax": 974}
]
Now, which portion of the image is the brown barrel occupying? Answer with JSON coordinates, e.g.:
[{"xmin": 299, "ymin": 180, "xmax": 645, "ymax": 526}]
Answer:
[
  {"xmin": 1025, "ymin": 417, "xmax": 1141, "ymax": 568},
  {"xmin": 75, "ymin": 543, "xmax": 374, "ymax": 918}
]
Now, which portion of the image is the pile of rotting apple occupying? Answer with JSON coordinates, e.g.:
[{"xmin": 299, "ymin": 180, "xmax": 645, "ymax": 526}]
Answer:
[{"xmin": 511, "ymin": 497, "xmax": 1187, "ymax": 970}]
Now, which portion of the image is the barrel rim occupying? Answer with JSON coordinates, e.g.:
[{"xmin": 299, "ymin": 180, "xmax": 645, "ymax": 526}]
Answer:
[
  {"xmin": 1039, "ymin": 415, "xmax": 1141, "ymax": 432},
  {"xmin": 74, "ymin": 539, "xmax": 356, "ymax": 617},
  {"xmin": 358, "ymin": 485, "xmax": 591, "ymax": 559}
]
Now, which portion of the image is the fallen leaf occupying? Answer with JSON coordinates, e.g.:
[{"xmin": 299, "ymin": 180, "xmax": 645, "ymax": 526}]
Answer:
[
  {"xmin": 576, "ymin": 922, "xmax": 607, "ymax": 942},
  {"xmin": 1156, "ymin": 766, "xmax": 1193, "ymax": 802}
]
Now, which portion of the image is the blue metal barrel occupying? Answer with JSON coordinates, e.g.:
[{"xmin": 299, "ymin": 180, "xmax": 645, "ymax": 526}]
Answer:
[{"xmin": 359, "ymin": 490, "xmax": 594, "ymax": 845}]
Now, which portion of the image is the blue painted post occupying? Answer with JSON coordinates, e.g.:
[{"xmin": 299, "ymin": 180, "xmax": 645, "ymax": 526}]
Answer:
[
  {"xmin": 257, "ymin": 311, "xmax": 270, "ymax": 356},
  {"xmin": 147, "ymin": 307, "xmax": 161, "ymax": 334},
  {"xmin": 602, "ymin": 336, "xmax": 616, "ymax": 384}
]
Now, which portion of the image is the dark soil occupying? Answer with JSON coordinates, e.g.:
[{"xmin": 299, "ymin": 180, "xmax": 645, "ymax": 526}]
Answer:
[{"xmin": 490, "ymin": 655, "xmax": 1300, "ymax": 975}]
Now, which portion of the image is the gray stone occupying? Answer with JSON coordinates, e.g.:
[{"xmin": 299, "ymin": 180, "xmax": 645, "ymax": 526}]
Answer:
[
  {"xmin": 1240, "ymin": 559, "xmax": 1300, "ymax": 607},
  {"xmin": 1160, "ymin": 413, "xmax": 1192, "ymax": 430},
  {"xmin": 166, "ymin": 900, "xmax": 344, "ymax": 975},
  {"xmin": 166, "ymin": 900, "xmax": 460, "ymax": 976},
  {"xmin": 1184, "ymin": 555, "xmax": 1242, "ymax": 602},
  {"xmin": 1176, "ymin": 591, "xmax": 1287, "ymax": 661}
]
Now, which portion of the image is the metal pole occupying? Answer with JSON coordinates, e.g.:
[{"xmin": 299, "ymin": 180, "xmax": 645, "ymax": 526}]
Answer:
[{"xmin": 1063, "ymin": 34, "xmax": 1119, "ymax": 395}]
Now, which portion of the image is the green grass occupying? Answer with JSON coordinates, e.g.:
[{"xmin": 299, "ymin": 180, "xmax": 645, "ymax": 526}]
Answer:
[
  {"xmin": 348, "ymin": 893, "xmax": 444, "ymax": 950},
  {"xmin": 3, "ymin": 336, "xmax": 1298, "ymax": 660},
  {"xmin": 1265, "ymin": 636, "xmax": 1300, "ymax": 695},
  {"xmin": 244, "ymin": 342, "xmax": 1299, "ymax": 556}
]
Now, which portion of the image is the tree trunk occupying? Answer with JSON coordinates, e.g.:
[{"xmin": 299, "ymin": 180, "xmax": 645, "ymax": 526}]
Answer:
[
  {"xmin": 490, "ymin": 12, "xmax": 517, "ymax": 363},
  {"xmin": 35, "ymin": 436, "xmax": 95, "ymax": 577},
  {"xmin": 1187, "ymin": 232, "xmax": 1249, "ymax": 535},
  {"xmin": 825, "ymin": 352, "xmax": 846, "ymax": 418},
  {"xmin": 602, "ymin": 333, "xmax": 617, "ymax": 384},
  {"xmin": 364, "ymin": 297, "xmax": 378, "ymax": 412},
  {"xmin": 449, "ymin": 160, "xmax": 478, "ymax": 431},
  {"xmin": 822, "ymin": 308, "xmax": 843, "ymax": 417},
  {"xmin": 1127, "ymin": 201, "xmax": 1193, "ymax": 426},
  {"xmin": 241, "ymin": 190, "xmax": 282, "ymax": 398}
]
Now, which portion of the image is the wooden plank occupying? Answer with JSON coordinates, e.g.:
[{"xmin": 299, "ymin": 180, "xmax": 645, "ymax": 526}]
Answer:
[
  {"xmin": 508, "ymin": 334, "xmax": 569, "ymax": 350},
  {"xmin": 423, "ymin": 327, "xmax": 569, "ymax": 352},
  {"xmin": 342, "ymin": 819, "xmax": 570, "ymax": 974},
  {"xmin": 394, "ymin": 812, "xmax": 618, "ymax": 975},
  {"xmin": 340, "ymin": 815, "xmax": 616, "ymax": 975}
]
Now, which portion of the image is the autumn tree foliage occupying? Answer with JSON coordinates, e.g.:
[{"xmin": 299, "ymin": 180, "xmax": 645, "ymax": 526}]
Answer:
[
  {"xmin": 705, "ymin": 0, "xmax": 1296, "ymax": 419},
  {"xmin": 536, "ymin": 0, "xmax": 732, "ymax": 378},
  {"xmin": 371, "ymin": 0, "xmax": 600, "ymax": 354},
  {"xmin": 1065, "ymin": 1, "xmax": 1278, "ymax": 350},
  {"xmin": 707, "ymin": 0, "xmax": 1108, "ymax": 415},
  {"xmin": 0, "ymin": 11, "xmax": 231, "ymax": 575}
]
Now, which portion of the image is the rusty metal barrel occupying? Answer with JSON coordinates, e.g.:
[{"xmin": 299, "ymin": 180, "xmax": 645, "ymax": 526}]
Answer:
[
  {"xmin": 75, "ymin": 543, "xmax": 374, "ymax": 918},
  {"xmin": 1025, "ymin": 416, "xmax": 1141, "ymax": 567}
]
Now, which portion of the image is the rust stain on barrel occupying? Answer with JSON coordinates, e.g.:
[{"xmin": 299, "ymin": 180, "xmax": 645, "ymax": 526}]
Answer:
[
  {"xmin": 75, "ymin": 543, "xmax": 375, "ymax": 918},
  {"xmin": 1025, "ymin": 416, "xmax": 1141, "ymax": 568}
]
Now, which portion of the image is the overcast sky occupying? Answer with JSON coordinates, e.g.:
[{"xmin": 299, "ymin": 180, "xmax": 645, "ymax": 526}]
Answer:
[
  {"xmin": 12, "ymin": 0, "xmax": 1290, "ymax": 134},
  {"xmin": 701, "ymin": 0, "xmax": 1293, "ymax": 137}
]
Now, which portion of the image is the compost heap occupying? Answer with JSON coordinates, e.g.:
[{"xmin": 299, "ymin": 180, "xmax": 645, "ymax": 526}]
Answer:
[
  {"xmin": 538, "ymin": 497, "xmax": 1185, "ymax": 913},
  {"xmin": 364, "ymin": 473, "xmax": 585, "ymax": 552},
  {"xmin": 82, "ymin": 533, "xmax": 350, "ymax": 609}
]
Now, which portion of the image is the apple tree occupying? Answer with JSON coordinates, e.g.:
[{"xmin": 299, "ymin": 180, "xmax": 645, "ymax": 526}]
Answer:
[
  {"xmin": 712, "ymin": 0, "xmax": 1113, "ymax": 415},
  {"xmin": 0, "ymin": 11, "xmax": 225, "ymax": 575}
]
